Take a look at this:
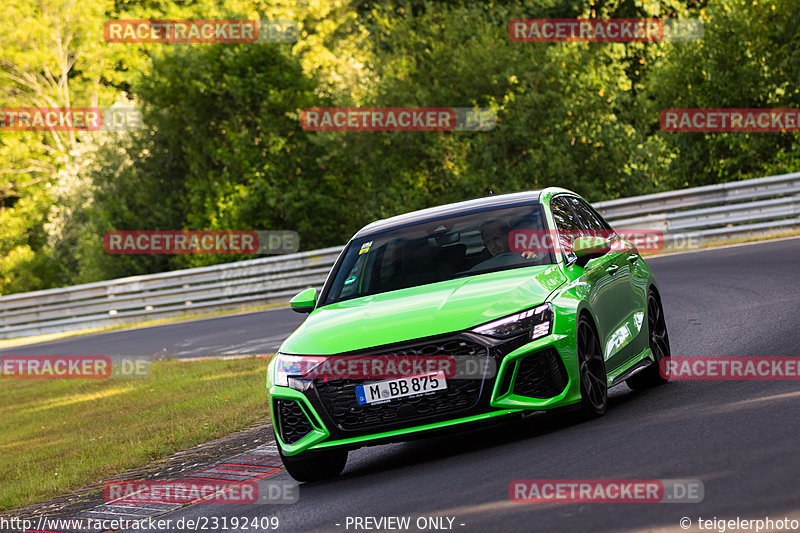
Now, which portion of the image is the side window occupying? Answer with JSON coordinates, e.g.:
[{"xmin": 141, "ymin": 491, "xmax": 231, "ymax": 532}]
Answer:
[
  {"xmin": 551, "ymin": 197, "xmax": 579, "ymax": 232},
  {"xmin": 550, "ymin": 197, "xmax": 579, "ymax": 260},
  {"xmin": 566, "ymin": 197, "xmax": 611, "ymax": 237}
]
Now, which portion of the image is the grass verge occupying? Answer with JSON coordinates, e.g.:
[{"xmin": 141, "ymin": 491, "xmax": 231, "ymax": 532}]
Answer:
[{"xmin": 0, "ymin": 356, "xmax": 271, "ymax": 511}]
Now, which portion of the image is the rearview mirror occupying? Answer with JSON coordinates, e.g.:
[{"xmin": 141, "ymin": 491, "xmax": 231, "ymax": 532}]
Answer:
[
  {"xmin": 290, "ymin": 287, "xmax": 317, "ymax": 314},
  {"xmin": 572, "ymin": 236, "xmax": 611, "ymax": 266}
]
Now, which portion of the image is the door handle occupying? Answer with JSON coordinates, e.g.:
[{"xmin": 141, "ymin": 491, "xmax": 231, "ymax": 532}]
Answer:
[{"xmin": 606, "ymin": 264, "xmax": 620, "ymax": 275}]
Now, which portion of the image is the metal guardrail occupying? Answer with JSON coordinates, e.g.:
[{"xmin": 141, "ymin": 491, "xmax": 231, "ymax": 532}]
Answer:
[
  {"xmin": 593, "ymin": 171, "xmax": 800, "ymax": 245},
  {"xmin": 0, "ymin": 247, "xmax": 343, "ymax": 339},
  {"xmin": 2, "ymin": 172, "xmax": 799, "ymax": 339}
]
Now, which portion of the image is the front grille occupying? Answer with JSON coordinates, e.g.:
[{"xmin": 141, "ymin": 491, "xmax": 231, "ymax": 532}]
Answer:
[
  {"xmin": 313, "ymin": 337, "xmax": 490, "ymax": 432},
  {"xmin": 276, "ymin": 399, "xmax": 313, "ymax": 444},
  {"xmin": 513, "ymin": 348, "xmax": 568, "ymax": 399}
]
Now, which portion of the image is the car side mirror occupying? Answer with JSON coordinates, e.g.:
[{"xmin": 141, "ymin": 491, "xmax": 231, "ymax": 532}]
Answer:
[
  {"xmin": 573, "ymin": 236, "xmax": 611, "ymax": 267},
  {"xmin": 290, "ymin": 287, "xmax": 317, "ymax": 314}
]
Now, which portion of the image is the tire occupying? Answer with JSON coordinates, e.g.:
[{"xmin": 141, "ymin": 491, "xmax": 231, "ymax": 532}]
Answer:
[
  {"xmin": 577, "ymin": 315, "xmax": 608, "ymax": 418},
  {"xmin": 278, "ymin": 443, "xmax": 348, "ymax": 482},
  {"xmin": 626, "ymin": 290, "xmax": 671, "ymax": 391}
]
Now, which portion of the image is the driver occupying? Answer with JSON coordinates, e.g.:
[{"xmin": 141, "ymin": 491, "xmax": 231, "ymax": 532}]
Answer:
[
  {"xmin": 480, "ymin": 220, "xmax": 511, "ymax": 257},
  {"xmin": 473, "ymin": 220, "xmax": 540, "ymax": 265}
]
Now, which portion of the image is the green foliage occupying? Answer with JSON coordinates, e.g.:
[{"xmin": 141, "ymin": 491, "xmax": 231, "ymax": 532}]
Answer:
[
  {"xmin": 647, "ymin": 0, "xmax": 800, "ymax": 185},
  {"xmin": 93, "ymin": 43, "xmax": 346, "ymax": 273}
]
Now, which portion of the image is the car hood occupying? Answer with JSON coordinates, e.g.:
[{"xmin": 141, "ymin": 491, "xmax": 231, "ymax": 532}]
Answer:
[{"xmin": 279, "ymin": 264, "xmax": 566, "ymax": 355}]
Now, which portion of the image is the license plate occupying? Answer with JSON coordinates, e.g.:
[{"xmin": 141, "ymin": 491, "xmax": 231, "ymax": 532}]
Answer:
[{"xmin": 355, "ymin": 372, "xmax": 447, "ymax": 405}]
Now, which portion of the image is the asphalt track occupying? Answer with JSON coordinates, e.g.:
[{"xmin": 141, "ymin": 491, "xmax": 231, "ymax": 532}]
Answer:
[
  {"xmin": 8, "ymin": 237, "xmax": 800, "ymax": 532},
  {"xmin": 0, "ymin": 307, "xmax": 306, "ymax": 359}
]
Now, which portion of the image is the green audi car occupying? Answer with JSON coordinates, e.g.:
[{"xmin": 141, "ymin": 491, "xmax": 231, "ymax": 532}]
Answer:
[{"xmin": 267, "ymin": 188, "xmax": 671, "ymax": 481}]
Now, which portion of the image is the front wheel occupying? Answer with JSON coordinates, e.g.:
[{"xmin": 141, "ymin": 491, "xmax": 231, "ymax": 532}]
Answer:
[
  {"xmin": 626, "ymin": 291, "xmax": 671, "ymax": 391},
  {"xmin": 577, "ymin": 315, "xmax": 608, "ymax": 419},
  {"xmin": 278, "ymin": 443, "xmax": 348, "ymax": 482}
]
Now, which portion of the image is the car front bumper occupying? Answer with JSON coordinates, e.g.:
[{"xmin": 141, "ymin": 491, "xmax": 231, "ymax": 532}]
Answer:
[{"xmin": 267, "ymin": 330, "xmax": 582, "ymax": 456}]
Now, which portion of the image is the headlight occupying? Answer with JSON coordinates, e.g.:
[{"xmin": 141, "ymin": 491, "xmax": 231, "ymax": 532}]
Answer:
[
  {"xmin": 471, "ymin": 303, "xmax": 553, "ymax": 340},
  {"xmin": 272, "ymin": 353, "xmax": 327, "ymax": 387}
]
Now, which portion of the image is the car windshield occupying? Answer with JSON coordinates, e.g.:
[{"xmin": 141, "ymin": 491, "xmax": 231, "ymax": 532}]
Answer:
[{"xmin": 322, "ymin": 204, "xmax": 554, "ymax": 305}]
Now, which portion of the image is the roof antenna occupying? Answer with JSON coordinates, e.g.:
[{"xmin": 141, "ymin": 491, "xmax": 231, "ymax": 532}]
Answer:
[{"xmin": 488, "ymin": 189, "xmax": 494, "ymax": 196}]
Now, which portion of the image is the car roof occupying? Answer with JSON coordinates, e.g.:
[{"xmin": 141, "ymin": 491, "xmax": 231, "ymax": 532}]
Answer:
[{"xmin": 354, "ymin": 190, "xmax": 544, "ymax": 238}]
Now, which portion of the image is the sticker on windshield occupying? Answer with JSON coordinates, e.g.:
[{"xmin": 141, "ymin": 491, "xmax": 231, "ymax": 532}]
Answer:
[
  {"xmin": 344, "ymin": 276, "xmax": 357, "ymax": 285},
  {"xmin": 359, "ymin": 241, "xmax": 373, "ymax": 255}
]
